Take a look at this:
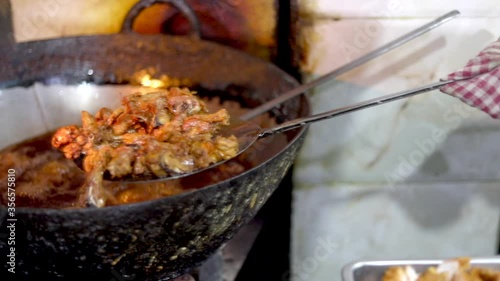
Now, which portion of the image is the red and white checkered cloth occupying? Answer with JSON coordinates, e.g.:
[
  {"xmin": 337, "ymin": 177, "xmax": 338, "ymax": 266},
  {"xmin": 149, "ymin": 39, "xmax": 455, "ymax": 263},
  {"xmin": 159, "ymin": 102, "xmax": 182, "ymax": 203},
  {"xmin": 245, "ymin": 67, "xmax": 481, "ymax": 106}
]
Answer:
[{"xmin": 440, "ymin": 38, "xmax": 500, "ymax": 118}]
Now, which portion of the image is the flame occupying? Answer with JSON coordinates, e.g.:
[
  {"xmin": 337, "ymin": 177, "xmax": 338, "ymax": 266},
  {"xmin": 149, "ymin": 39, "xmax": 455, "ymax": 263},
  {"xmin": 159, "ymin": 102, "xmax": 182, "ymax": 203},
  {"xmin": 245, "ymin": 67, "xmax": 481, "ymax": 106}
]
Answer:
[
  {"xmin": 132, "ymin": 69, "xmax": 192, "ymax": 89},
  {"xmin": 139, "ymin": 74, "xmax": 165, "ymax": 88}
]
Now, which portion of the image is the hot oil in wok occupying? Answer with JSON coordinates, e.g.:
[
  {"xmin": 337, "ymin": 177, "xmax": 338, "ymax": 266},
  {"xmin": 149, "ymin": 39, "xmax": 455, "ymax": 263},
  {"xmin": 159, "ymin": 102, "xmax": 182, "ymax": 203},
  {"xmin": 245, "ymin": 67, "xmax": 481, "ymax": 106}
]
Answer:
[
  {"xmin": 0, "ymin": 93, "xmax": 288, "ymax": 209},
  {"xmin": 0, "ymin": 132, "xmax": 85, "ymax": 209}
]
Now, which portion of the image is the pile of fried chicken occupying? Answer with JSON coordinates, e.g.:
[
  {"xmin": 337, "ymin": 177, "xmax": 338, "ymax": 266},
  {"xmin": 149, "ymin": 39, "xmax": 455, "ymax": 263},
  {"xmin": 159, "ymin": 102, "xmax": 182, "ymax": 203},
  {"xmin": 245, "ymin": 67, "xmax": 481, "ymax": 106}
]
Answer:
[
  {"xmin": 383, "ymin": 258, "xmax": 500, "ymax": 281},
  {"xmin": 51, "ymin": 87, "xmax": 240, "ymax": 183}
]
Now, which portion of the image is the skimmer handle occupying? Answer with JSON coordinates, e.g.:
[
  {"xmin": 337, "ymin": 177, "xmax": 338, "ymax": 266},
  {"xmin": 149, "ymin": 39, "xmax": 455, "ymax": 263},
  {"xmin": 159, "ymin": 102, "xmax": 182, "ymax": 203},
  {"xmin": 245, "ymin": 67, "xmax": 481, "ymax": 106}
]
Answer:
[{"xmin": 258, "ymin": 80, "xmax": 456, "ymax": 138}]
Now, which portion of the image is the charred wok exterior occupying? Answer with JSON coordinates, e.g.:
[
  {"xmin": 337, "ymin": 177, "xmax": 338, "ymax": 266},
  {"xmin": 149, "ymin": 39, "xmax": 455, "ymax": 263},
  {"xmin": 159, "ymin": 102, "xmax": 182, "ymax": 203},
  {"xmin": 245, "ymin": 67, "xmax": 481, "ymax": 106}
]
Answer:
[{"xmin": 0, "ymin": 33, "xmax": 310, "ymax": 280}]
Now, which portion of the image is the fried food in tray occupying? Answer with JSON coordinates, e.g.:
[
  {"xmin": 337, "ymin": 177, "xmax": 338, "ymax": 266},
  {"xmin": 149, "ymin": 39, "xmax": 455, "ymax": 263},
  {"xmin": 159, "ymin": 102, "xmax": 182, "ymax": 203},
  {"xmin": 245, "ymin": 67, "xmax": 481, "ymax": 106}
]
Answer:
[
  {"xmin": 51, "ymin": 87, "xmax": 240, "ymax": 181},
  {"xmin": 382, "ymin": 258, "xmax": 500, "ymax": 281}
]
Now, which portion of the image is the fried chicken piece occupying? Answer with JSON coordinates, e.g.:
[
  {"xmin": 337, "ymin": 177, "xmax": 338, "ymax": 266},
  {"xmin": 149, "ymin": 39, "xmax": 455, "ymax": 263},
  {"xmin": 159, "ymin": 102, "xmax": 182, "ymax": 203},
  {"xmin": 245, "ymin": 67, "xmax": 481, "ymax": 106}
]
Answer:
[
  {"xmin": 383, "ymin": 266, "xmax": 419, "ymax": 281},
  {"xmin": 106, "ymin": 147, "xmax": 135, "ymax": 178},
  {"xmin": 52, "ymin": 87, "xmax": 240, "ymax": 206},
  {"xmin": 52, "ymin": 125, "xmax": 85, "ymax": 159},
  {"xmin": 214, "ymin": 135, "xmax": 239, "ymax": 159},
  {"xmin": 470, "ymin": 268, "xmax": 500, "ymax": 281},
  {"xmin": 418, "ymin": 267, "xmax": 449, "ymax": 281},
  {"xmin": 181, "ymin": 108, "xmax": 230, "ymax": 135}
]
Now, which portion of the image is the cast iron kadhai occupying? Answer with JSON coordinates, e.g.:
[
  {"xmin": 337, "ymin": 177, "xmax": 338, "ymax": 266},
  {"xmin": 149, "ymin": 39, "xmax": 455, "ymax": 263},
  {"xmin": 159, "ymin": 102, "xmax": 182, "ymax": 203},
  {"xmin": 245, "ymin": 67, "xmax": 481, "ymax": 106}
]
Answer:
[{"xmin": 0, "ymin": 1, "xmax": 307, "ymax": 280}]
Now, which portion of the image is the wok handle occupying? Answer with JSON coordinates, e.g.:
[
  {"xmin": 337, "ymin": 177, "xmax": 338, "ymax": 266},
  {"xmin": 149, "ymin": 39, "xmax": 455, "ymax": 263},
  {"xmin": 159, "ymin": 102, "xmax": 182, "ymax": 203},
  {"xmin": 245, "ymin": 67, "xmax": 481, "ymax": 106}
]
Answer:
[{"xmin": 121, "ymin": 0, "xmax": 201, "ymax": 39}]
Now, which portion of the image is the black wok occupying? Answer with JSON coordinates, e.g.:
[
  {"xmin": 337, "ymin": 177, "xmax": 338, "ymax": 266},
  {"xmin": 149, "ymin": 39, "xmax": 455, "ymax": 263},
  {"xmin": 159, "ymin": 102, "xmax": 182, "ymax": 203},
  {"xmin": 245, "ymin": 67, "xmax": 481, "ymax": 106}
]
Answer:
[{"xmin": 0, "ymin": 0, "xmax": 310, "ymax": 280}]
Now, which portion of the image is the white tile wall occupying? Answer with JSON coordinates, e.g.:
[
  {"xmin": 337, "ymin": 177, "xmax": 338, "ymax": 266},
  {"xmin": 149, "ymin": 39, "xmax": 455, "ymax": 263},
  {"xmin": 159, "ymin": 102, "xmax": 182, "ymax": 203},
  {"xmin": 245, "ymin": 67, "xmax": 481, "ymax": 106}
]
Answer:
[{"xmin": 292, "ymin": 2, "xmax": 500, "ymax": 281}]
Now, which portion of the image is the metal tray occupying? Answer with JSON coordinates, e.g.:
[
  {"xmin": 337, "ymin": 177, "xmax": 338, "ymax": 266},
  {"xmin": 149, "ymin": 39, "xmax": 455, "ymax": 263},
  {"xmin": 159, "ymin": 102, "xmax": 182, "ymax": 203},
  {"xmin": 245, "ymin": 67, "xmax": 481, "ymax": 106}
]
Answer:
[{"xmin": 342, "ymin": 257, "xmax": 500, "ymax": 281}]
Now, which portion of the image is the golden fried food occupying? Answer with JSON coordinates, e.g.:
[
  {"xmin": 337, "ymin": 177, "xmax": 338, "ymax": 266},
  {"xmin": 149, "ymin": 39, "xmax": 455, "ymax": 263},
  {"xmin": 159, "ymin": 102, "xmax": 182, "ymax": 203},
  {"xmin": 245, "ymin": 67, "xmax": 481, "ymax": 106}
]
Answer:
[
  {"xmin": 382, "ymin": 258, "xmax": 500, "ymax": 281},
  {"xmin": 51, "ymin": 87, "xmax": 240, "ymax": 180}
]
